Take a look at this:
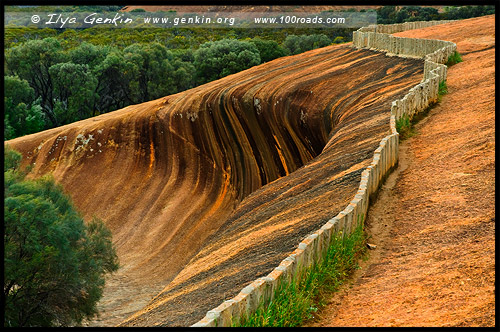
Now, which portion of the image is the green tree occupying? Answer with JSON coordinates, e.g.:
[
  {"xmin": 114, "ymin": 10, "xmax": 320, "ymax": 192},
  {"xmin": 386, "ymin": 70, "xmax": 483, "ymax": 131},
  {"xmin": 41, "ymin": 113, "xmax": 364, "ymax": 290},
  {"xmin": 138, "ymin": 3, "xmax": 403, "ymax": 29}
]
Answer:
[
  {"xmin": 4, "ymin": 75, "xmax": 46, "ymax": 140},
  {"xmin": 93, "ymin": 50, "xmax": 136, "ymax": 111},
  {"xmin": 4, "ymin": 146, "xmax": 119, "ymax": 327},
  {"xmin": 123, "ymin": 43, "xmax": 178, "ymax": 102},
  {"xmin": 304, "ymin": 34, "xmax": 331, "ymax": 50},
  {"xmin": 377, "ymin": 6, "xmax": 397, "ymax": 24},
  {"xmin": 5, "ymin": 38, "xmax": 66, "ymax": 127},
  {"xmin": 283, "ymin": 34, "xmax": 331, "ymax": 55},
  {"xmin": 193, "ymin": 39, "xmax": 261, "ymax": 84},
  {"xmin": 282, "ymin": 35, "xmax": 301, "ymax": 55},
  {"xmin": 395, "ymin": 7, "xmax": 411, "ymax": 23},
  {"xmin": 69, "ymin": 42, "xmax": 111, "ymax": 70},
  {"xmin": 68, "ymin": 43, "xmax": 116, "ymax": 116},
  {"xmin": 395, "ymin": 6, "xmax": 440, "ymax": 22},
  {"xmin": 416, "ymin": 7, "xmax": 440, "ymax": 21},
  {"xmin": 49, "ymin": 62, "xmax": 98, "ymax": 124},
  {"xmin": 442, "ymin": 5, "xmax": 495, "ymax": 20},
  {"xmin": 4, "ymin": 145, "xmax": 22, "ymax": 171},
  {"xmin": 170, "ymin": 56, "xmax": 196, "ymax": 92},
  {"xmin": 249, "ymin": 38, "xmax": 289, "ymax": 62}
]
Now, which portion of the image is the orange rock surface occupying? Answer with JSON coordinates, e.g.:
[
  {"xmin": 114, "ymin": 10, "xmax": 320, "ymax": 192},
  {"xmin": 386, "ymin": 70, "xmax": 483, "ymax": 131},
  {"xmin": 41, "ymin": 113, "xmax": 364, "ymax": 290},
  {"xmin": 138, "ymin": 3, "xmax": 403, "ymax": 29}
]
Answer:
[{"xmin": 7, "ymin": 42, "xmax": 425, "ymax": 326}]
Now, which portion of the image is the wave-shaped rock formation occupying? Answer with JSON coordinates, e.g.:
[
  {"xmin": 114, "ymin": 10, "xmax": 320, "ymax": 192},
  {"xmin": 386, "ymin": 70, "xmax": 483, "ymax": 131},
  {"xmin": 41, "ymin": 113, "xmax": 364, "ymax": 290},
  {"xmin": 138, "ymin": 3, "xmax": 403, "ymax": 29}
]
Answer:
[{"xmin": 6, "ymin": 44, "xmax": 424, "ymax": 326}]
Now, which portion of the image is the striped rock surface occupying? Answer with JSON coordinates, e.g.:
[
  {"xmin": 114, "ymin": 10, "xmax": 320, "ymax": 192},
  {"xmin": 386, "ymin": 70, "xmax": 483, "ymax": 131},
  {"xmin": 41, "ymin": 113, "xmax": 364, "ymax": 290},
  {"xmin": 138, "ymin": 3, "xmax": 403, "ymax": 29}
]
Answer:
[{"xmin": 6, "ymin": 43, "xmax": 424, "ymax": 326}]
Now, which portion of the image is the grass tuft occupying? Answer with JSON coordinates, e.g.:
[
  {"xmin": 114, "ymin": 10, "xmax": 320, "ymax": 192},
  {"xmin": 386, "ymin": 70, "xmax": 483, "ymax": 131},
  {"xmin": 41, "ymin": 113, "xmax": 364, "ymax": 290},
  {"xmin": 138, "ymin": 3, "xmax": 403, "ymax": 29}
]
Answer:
[
  {"xmin": 396, "ymin": 114, "xmax": 416, "ymax": 140},
  {"xmin": 438, "ymin": 80, "xmax": 448, "ymax": 96},
  {"xmin": 446, "ymin": 51, "xmax": 463, "ymax": 66},
  {"xmin": 438, "ymin": 80, "xmax": 448, "ymax": 103},
  {"xmin": 236, "ymin": 220, "xmax": 367, "ymax": 327}
]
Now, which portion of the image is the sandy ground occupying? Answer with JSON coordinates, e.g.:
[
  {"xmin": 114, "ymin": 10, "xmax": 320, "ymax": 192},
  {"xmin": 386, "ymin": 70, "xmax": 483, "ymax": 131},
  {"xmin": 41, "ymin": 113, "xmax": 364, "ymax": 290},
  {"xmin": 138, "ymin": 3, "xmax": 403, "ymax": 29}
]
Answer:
[{"xmin": 307, "ymin": 15, "xmax": 495, "ymax": 327}]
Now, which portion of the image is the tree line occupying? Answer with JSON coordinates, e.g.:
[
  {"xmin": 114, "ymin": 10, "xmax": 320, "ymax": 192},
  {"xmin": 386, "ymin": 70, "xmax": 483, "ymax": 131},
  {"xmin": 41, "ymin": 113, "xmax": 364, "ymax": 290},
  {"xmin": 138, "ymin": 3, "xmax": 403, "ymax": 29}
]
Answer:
[{"xmin": 4, "ymin": 32, "xmax": 340, "ymax": 140}]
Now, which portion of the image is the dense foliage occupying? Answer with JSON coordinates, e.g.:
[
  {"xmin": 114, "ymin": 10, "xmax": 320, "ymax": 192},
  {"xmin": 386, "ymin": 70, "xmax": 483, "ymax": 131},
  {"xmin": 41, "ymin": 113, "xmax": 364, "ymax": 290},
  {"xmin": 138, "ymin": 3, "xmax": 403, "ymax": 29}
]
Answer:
[
  {"xmin": 282, "ymin": 34, "xmax": 331, "ymax": 55},
  {"xmin": 4, "ymin": 146, "xmax": 119, "ymax": 327},
  {"xmin": 193, "ymin": 39, "xmax": 261, "ymax": 84},
  {"xmin": 4, "ymin": 38, "xmax": 198, "ymax": 135}
]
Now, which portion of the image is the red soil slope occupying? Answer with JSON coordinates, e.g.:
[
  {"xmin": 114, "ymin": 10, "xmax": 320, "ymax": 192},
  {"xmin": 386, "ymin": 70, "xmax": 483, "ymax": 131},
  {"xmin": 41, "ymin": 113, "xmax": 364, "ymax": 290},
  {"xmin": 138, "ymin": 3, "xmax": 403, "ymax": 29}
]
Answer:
[
  {"xmin": 308, "ymin": 15, "xmax": 495, "ymax": 327},
  {"xmin": 7, "ymin": 42, "xmax": 425, "ymax": 325}
]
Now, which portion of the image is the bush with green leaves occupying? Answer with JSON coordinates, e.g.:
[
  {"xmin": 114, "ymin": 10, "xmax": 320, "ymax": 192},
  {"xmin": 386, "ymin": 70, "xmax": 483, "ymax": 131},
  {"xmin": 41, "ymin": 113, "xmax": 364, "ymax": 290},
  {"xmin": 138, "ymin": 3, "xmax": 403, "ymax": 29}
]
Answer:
[
  {"xmin": 3, "ymin": 146, "xmax": 119, "ymax": 327},
  {"xmin": 5, "ymin": 38, "xmax": 66, "ymax": 128},
  {"xmin": 122, "ymin": 42, "xmax": 195, "ymax": 102},
  {"xmin": 442, "ymin": 5, "xmax": 495, "ymax": 20}
]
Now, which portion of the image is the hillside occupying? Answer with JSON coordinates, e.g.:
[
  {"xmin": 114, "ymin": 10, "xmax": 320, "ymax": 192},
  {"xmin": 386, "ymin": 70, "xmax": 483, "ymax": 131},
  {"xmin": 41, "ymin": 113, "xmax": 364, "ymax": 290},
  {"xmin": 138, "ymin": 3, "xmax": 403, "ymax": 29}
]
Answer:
[
  {"xmin": 120, "ymin": 5, "xmax": 448, "ymax": 13},
  {"xmin": 121, "ymin": 5, "xmax": 380, "ymax": 13}
]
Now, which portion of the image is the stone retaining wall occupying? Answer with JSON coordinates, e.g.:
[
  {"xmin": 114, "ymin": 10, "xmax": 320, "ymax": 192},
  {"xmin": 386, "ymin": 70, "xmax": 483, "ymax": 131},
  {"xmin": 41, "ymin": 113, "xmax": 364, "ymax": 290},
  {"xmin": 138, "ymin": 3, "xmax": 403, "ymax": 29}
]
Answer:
[{"xmin": 191, "ymin": 20, "xmax": 457, "ymax": 327}]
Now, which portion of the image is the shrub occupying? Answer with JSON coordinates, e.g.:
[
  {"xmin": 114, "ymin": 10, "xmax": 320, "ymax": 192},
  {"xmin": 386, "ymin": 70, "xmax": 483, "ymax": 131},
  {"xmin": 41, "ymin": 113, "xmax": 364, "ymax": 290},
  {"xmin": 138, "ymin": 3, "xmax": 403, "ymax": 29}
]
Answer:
[
  {"xmin": 249, "ymin": 38, "xmax": 289, "ymax": 62},
  {"xmin": 4, "ymin": 147, "xmax": 119, "ymax": 327},
  {"xmin": 4, "ymin": 144, "xmax": 22, "ymax": 171},
  {"xmin": 4, "ymin": 76, "xmax": 46, "ymax": 139},
  {"xmin": 283, "ymin": 34, "xmax": 331, "ymax": 55}
]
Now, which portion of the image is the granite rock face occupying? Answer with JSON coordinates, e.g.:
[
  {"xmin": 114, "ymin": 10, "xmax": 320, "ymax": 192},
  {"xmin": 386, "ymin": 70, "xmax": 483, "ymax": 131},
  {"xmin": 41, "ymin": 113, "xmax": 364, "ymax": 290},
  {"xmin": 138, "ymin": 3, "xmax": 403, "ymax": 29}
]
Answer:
[{"xmin": 6, "ymin": 43, "xmax": 424, "ymax": 326}]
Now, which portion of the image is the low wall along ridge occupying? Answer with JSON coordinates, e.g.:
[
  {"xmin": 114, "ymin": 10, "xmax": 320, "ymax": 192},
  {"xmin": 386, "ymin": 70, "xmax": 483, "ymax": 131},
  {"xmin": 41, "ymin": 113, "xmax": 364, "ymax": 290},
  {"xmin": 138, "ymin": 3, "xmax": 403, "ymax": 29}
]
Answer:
[{"xmin": 191, "ymin": 20, "xmax": 457, "ymax": 327}]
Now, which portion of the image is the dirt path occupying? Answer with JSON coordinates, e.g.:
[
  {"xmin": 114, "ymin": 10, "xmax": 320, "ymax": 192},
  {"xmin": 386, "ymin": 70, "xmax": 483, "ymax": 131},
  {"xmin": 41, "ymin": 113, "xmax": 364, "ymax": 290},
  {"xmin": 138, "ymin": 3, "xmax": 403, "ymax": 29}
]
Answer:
[{"xmin": 307, "ymin": 15, "xmax": 495, "ymax": 327}]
